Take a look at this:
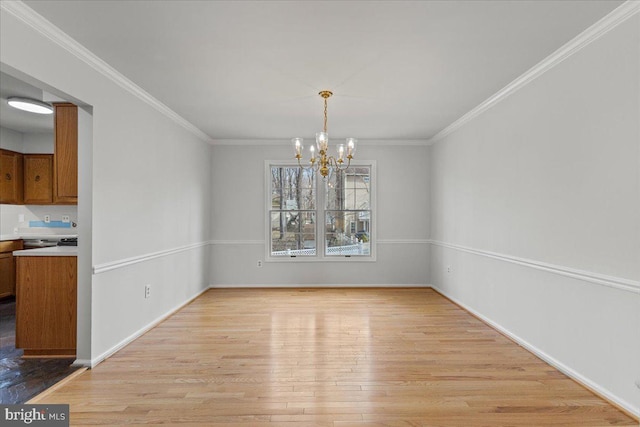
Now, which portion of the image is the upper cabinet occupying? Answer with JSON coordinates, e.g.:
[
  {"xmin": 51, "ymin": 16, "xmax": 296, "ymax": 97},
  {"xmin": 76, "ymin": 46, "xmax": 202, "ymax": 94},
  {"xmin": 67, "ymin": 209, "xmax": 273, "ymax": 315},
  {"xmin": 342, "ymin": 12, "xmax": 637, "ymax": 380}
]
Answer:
[
  {"xmin": 0, "ymin": 103, "xmax": 78, "ymax": 206},
  {"xmin": 23, "ymin": 154, "xmax": 53, "ymax": 204},
  {"xmin": 0, "ymin": 149, "xmax": 24, "ymax": 204},
  {"xmin": 53, "ymin": 103, "xmax": 78, "ymax": 204}
]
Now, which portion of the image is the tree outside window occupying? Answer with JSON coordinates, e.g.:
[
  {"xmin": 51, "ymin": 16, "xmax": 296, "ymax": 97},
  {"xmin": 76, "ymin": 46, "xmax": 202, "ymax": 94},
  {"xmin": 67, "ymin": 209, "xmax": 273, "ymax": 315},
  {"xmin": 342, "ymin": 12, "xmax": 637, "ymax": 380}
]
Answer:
[{"xmin": 269, "ymin": 164, "xmax": 372, "ymax": 259}]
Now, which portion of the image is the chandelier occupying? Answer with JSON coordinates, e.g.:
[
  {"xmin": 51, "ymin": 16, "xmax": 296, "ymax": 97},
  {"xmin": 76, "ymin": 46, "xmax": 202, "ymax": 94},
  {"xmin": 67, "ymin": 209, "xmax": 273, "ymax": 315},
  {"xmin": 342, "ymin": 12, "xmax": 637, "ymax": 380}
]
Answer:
[{"xmin": 292, "ymin": 90, "xmax": 357, "ymax": 178}]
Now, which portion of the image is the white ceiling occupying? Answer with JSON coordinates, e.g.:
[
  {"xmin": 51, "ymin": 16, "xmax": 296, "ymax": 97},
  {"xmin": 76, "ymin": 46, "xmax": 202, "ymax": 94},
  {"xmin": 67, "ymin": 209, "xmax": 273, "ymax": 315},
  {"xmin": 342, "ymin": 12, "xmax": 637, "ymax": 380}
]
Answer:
[
  {"xmin": 0, "ymin": 71, "xmax": 53, "ymax": 133},
  {"xmin": 21, "ymin": 0, "xmax": 623, "ymax": 141}
]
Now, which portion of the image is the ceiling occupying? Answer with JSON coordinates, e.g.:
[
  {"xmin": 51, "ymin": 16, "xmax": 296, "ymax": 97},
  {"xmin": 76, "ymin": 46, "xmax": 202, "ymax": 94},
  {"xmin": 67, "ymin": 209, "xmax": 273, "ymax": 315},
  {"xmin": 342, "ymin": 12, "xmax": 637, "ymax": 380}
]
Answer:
[
  {"xmin": 19, "ymin": 0, "xmax": 623, "ymax": 142},
  {"xmin": 0, "ymin": 71, "xmax": 53, "ymax": 134}
]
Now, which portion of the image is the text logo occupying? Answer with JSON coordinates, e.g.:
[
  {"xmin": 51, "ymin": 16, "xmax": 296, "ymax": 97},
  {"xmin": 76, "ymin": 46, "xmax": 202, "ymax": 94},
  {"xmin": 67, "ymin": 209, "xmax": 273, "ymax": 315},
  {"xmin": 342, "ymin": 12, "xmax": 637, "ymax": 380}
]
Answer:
[{"xmin": 1, "ymin": 405, "xmax": 69, "ymax": 426}]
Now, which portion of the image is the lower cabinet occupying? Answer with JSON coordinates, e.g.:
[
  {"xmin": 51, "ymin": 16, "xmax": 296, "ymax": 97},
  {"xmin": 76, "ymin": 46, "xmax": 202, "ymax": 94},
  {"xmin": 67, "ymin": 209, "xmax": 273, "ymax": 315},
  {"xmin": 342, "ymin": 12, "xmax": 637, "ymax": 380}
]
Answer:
[
  {"xmin": 0, "ymin": 240, "xmax": 23, "ymax": 298},
  {"xmin": 15, "ymin": 256, "xmax": 77, "ymax": 357}
]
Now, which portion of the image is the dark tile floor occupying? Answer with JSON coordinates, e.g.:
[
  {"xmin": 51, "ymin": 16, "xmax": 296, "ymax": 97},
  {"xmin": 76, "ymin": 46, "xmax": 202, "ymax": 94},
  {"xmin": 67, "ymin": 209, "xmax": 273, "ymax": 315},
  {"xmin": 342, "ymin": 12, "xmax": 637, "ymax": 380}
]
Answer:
[{"xmin": 0, "ymin": 297, "xmax": 79, "ymax": 404}]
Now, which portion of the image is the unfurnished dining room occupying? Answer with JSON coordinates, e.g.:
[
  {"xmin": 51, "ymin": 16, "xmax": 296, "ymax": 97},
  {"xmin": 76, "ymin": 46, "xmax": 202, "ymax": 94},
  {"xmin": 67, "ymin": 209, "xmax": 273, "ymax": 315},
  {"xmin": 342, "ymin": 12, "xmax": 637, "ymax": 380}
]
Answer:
[{"xmin": 0, "ymin": 0, "xmax": 638, "ymax": 426}]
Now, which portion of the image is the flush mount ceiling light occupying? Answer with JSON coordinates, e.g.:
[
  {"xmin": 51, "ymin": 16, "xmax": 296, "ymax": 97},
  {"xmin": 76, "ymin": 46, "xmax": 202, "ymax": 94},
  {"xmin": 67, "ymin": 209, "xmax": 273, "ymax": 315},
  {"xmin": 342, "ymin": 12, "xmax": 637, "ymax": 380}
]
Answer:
[
  {"xmin": 7, "ymin": 96, "xmax": 53, "ymax": 114},
  {"xmin": 293, "ymin": 90, "xmax": 356, "ymax": 178}
]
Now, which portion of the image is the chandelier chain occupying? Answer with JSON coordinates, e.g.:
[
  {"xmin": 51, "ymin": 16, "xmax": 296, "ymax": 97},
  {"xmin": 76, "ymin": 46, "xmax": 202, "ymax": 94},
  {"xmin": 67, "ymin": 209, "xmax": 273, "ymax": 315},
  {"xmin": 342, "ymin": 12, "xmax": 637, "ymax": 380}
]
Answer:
[{"xmin": 323, "ymin": 97, "xmax": 328, "ymax": 133}]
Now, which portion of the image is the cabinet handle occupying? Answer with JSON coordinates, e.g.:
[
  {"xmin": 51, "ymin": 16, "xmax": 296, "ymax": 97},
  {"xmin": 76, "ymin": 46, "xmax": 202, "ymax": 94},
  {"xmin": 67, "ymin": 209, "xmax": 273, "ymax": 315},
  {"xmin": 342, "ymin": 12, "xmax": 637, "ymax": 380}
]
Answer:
[
  {"xmin": 5, "ymin": 173, "xmax": 11, "ymax": 181},
  {"xmin": 35, "ymin": 175, "xmax": 41, "ymax": 182}
]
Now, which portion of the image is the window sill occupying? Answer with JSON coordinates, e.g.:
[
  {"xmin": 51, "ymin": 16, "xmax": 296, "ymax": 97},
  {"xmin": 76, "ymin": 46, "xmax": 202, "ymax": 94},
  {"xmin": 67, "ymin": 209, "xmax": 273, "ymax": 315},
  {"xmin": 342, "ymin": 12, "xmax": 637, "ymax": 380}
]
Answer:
[{"xmin": 266, "ymin": 255, "xmax": 377, "ymax": 263}]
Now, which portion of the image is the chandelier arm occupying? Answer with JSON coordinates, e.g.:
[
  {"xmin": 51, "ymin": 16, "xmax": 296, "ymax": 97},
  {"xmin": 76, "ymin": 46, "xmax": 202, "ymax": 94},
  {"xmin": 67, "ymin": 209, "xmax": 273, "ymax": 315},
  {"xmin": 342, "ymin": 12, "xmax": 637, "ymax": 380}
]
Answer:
[
  {"xmin": 327, "ymin": 156, "xmax": 349, "ymax": 171},
  {"xmin": 345, "ymin": 155, "xmax": 352, "ymax": 170}
]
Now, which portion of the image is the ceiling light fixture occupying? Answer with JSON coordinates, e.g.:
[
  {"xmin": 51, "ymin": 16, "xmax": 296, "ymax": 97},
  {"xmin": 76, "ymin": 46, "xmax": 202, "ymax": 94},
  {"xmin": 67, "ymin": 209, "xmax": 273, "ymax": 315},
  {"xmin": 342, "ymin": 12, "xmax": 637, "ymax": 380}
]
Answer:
[
  {"xmin": 7, "ymin": 97, "xmax": 53, "ymax": 115},
  {"xmin": 293, "ymin": 90, "xmax": 356, "ymax": 178}
]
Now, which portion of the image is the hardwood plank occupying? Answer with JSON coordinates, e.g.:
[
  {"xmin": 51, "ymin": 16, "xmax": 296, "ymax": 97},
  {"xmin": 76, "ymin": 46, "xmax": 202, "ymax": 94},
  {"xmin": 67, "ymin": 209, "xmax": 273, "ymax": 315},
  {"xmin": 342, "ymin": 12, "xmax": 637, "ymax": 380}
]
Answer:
[{"xmin": 33, "ymin": 288, "xmax": 636, "ymax": 426}]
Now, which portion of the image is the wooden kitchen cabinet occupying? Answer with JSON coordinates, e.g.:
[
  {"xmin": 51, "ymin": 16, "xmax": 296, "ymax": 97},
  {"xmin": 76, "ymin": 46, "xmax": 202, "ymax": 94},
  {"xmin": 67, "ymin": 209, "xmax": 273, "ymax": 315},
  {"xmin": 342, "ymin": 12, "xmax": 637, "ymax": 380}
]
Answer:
[
  {"xmin": 0, "ymin": 254, "xmax": 14, "ymax": 297},
  {"xmin": 0, "ymin": 240, "xmax": 23, "ymax": 298},
  {"xmin": 53, "ymin": 103, "xmax": 78, "ymax": 204},
  {"xmin": 0, "ymin": 149, "xmax": 24, "ymax": 204},
  {"xmin": 16, "ymin": 255, "xmax": 77, "ymax": 357},
  {"xmin": 23, "ymin": 154, "xmax": 53, "ymax": 204}
]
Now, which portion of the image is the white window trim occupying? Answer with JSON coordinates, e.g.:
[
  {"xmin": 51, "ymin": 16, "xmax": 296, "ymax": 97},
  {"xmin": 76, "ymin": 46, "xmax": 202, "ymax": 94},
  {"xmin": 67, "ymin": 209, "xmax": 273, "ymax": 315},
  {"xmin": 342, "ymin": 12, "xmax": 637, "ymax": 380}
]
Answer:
[{"xmin": 265, "ymin": 160, "xmax": 377, "ymax": 263}]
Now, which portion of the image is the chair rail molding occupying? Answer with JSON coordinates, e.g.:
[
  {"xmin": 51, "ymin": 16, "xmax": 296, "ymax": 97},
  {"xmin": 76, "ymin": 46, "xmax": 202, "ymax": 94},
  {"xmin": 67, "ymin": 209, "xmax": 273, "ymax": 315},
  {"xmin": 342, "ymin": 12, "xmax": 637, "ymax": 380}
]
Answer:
[
  {"xmin": 429, "ymin": 239, "xmax": 640, "ymax": 294},
  {"xmin": 92, "ymin": 241, "xmax": 212, "ymax": 274}
]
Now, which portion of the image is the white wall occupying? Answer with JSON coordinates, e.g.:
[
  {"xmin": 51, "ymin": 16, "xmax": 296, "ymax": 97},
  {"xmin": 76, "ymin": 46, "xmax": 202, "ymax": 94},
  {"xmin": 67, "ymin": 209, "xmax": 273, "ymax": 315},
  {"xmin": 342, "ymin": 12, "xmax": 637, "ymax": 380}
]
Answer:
[
  {"xmin": 0, "ymin": 127, "xmax": 53, "ymax": 153},
  {"xmin": 210, "ymin": 143, "xmax": 429, "ymax": 286},
  {"xmin": 1, "ymin": 5, "xmax": 212, "ymax": 364},
  {"xmin": 22, "ymin": 132, "xmax": 53, "ymax": 153},
  {"xmin": 429, "ymin": 12, "xmax": 640, "ymax": 416},
  {"xmin": 0, "ymin": 126, "xmax": 23, "ymax": 151},
  {"xmin": 0, "ymin": 204, "xmax": 78, "ymax": 239}
]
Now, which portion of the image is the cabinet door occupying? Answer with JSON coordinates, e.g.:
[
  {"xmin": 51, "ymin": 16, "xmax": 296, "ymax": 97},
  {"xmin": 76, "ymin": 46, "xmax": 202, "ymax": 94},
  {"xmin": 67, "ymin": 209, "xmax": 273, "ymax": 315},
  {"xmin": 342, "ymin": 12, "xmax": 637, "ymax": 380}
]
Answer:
[
  {"xmin": 23, "ymin": 154, "xmax": 53, "ymax": 204},
  {"xmin": 53, "ymin": 103, "xmax": 78, "ymax": 204},
  {"xmin": 0, "ymin": 149, "xmax": 24, "ymax": 204},
  {"xmin": 0, "ymin": 253, "xmax": 16, "ymax": 298},
  {"xmin": 16, "ymin": 256, "xmax": 77, "ymax": 354}
]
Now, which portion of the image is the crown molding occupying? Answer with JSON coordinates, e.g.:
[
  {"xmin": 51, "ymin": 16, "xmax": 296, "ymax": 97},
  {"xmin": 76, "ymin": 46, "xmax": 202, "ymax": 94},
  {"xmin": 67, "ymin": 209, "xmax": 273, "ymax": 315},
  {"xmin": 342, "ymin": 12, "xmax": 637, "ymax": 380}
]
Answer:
[
  {"xmin": 428, "ymin": 0, "xmax": 640, "ymax": 144},
  {"xmin": 1, "ymin": 1, "xmax": 212, "ymax": 144},
  {"xmin": 211, "ymin": 138, "xmax": 430, "ymax": 146}
]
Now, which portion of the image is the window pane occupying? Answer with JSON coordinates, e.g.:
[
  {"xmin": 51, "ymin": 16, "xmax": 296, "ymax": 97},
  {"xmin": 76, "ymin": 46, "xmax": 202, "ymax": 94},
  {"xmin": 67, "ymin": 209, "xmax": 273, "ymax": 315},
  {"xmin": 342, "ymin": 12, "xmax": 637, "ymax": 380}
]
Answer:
[
  {"xmin": 325, "ymin": 210, "xmax": 370, "ymax": 256},
  {"xmin": 325, "ymin": 166, "xmax": 370, "ymax": 210},
  {"xmin": 271, "ymin": 166, "xmax": 315, "ymax": 210},
  {"xmin": 270, "ymin": 211, "xmax": 316, "ymax": 256}
]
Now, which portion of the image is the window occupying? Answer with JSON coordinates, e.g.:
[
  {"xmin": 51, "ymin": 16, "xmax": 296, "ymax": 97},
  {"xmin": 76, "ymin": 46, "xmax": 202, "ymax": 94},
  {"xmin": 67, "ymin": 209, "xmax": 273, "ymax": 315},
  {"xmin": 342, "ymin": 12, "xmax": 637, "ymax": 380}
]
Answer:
[
  {"xmin": 324, "ymin": 167, "xmax": 371, "ymax": 256},
  {"xmin": 269, "ymin": 166, "xmax": 316, "ymax": 256},
  {"xmin": 267, "ymin": 162, "xmax": 375, "ymax": 261}
]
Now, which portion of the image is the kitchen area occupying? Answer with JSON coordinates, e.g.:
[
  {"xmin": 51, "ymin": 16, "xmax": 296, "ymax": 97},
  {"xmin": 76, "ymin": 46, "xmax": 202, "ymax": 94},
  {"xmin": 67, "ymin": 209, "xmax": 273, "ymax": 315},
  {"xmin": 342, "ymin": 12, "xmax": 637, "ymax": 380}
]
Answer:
[{"xmin": 0, "ymin": 71, "xmax": 79, "ymax": 403}]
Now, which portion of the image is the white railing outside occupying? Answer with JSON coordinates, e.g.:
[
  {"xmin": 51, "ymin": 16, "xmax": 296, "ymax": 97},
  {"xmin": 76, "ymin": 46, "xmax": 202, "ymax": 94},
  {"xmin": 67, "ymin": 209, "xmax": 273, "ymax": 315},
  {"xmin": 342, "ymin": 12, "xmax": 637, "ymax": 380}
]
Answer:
[{"xmin": 272, "ymin": 242, "xmax": 370, "ymax": 257}]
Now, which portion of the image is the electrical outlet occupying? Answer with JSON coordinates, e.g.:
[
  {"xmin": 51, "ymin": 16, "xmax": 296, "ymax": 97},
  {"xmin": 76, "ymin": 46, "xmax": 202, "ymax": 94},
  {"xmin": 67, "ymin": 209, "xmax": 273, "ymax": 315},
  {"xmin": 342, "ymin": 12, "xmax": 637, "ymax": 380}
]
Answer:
[
  {"xmin": 257, "ymin": 260, "xmax": 263, "ymax": 268},
  {"xmin": 44, "ymin": 215, "xmax": 51, "ymax": 223},
  {"xmin": 144, "ymin": 284, "xmax": 151, "ymax": 299},
  {"xmin": 62, "ymin": 215, "xmax": 70, "ymax": 223},
  {"xmin": 447, "ymin": 266, "xmax": 452, "ymax": 273}
]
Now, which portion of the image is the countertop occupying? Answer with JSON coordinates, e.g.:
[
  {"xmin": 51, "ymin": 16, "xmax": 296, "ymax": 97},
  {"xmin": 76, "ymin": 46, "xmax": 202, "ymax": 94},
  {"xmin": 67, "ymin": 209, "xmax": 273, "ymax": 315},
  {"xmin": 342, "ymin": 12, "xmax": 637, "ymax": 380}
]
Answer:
[
  {"xmin": 13, "ymin": 246, "xmax": 78, "ymax": 257},
  {"xmin": 1, "ymin": 234, "xmax": 78, "ymax": 242}
]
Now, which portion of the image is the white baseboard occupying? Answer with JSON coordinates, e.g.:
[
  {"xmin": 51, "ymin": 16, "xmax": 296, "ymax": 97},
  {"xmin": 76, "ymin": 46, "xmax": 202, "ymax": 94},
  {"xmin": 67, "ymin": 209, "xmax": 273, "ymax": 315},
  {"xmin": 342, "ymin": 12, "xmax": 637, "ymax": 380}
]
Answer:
[
  {"xmin": 209, "ymin": 283, "xmax": 431, "ymax": 289},
  {"xmin": 431, "ymin": 285, "xmax": 639, "ymax": 419},
  {"xmin": 71, "ymin": 359, "xmax": 92, "ymax": 368},
  {"xmin": 87, "ymin": 286, "xmax": 210, "ymax": 368}
]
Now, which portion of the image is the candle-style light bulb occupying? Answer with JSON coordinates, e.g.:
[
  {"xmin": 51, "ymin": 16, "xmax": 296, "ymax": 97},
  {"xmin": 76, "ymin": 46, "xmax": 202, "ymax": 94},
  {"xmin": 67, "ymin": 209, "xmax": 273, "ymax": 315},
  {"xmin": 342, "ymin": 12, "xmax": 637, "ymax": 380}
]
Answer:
[
  {"xmin": 316, "ymin": 132, "xmax": 329, "ymax": 152},
  {"xmin": 292, "ymin": 137, "xmax": 303, "ymax": 157},
  {"xmin": 346, "ymin": 138, "xmax": 357, "ymax": 157},
  {"xmin": 337, "ymin": 144, "xmax": 345, "ymax": 162},
  {"xmin": 309, "ymin": 145, "xmax": 316, "ymax": 162}
]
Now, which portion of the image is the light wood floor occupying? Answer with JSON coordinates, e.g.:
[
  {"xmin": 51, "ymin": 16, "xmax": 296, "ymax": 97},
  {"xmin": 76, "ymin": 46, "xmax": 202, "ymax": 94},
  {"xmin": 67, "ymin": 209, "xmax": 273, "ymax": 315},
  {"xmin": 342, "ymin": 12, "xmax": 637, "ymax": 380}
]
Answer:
[{"xmin": 33, "ymin": 288, "xmax": 635, "ymax": 426}]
